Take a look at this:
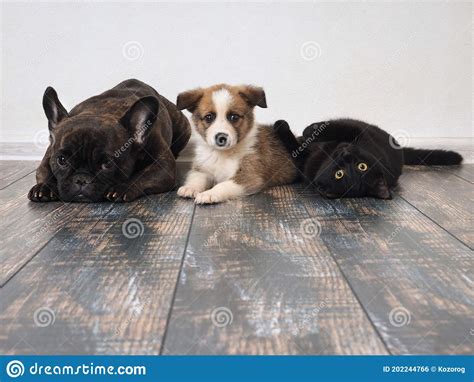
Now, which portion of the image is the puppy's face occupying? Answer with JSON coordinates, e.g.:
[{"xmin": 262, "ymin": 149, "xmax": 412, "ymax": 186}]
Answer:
[
  {"xmin": 42, "ymin": 87, "xmax": 159, "ymax": 202},
  {"xmin": 176, "ymin": 84, "xmax": 267, "ymax": 150}
]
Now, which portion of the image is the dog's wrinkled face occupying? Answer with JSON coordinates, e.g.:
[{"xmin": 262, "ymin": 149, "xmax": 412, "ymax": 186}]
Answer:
[
  {"xmin": 49, "ymin": 117, "xmax": 131, "ymax": 202},
  {"xmin": 310, "ymin": 142, "xmax": 391, "ymax": 199},
  {"xmin": 43, "ymin": 87, "xmax": 158, "ymax": 202},
  {"xmin": 176, "ymin": 84, "xmax": 267, "ymax": 150}
]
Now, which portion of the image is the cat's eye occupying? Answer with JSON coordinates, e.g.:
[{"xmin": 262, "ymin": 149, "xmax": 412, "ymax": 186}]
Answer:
[
  {"xmin": 357, "ymin": 162, "xmax": 368, "ymax": 172},
  {"xmin": 204, "ymin": 113, "xmax": 215, "ymax": 123},
  {"xmin": 57, "ymin": 155, "xmax": 67, "ymax": 167},
  {"xmin": 335, "ymin": 169, "xmax": 345, "ymax": 180}
]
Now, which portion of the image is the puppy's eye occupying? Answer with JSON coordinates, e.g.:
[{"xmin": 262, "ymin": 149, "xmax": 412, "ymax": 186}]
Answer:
[
  {"xmin": 357, "ymin": 162, "xmax": 368, "ymax": 172},
  {"xmin": 57, "ymin": 155, "xmax": 67, "ymax": 167},
  {"xmin": 204, "ymin": 113, "xmax": 215, "ymax": 123},
  {"xmin": 335, "ymin": 169, "xmax": 345, "ymax": 180},
  {"xmin": 228, "ymin": 114, "xmax": 240, "ymax": 122},
  {"xmin": 101, "ymin": 161, "xmax": 113, "ymax": 170}
]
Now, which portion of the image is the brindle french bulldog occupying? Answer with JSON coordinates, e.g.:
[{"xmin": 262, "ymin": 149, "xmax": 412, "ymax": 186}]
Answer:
[{"xmin": 28, "ymin": 79, "xmax": 191, "ymax": 202}]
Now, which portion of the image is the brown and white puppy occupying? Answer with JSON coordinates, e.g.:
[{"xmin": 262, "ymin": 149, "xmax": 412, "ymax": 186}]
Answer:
[{"xmin": 176, "ymin": 84, "xmax": 298, "ymax": 204}]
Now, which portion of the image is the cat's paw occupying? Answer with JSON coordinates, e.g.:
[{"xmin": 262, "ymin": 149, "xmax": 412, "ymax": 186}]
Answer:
[
  {"xmin": 195, "ymin": 190, "xmax": 223, "ymax": 204},
  {"xmin": 105, "ymin": 183, "xmax": 141, "ymax": 202},
  {"xmin": 28, "ymin": 183, "xmax": 59, "ymax": 202},
  {"xmin": 177, "ymin": 185, "xmax": 200, "ymax": 199}
]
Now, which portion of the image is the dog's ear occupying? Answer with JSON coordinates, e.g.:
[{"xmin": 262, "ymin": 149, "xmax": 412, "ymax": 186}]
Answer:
[
  {"xmin": 176, "ymin": 88, "xmax": 203, "ymax": 112},
  {"xmin": 238, "ymin": 85, "xmax": 267, "ymax": 108},
  {"xmin": 120, "ymin": 96, "xmax": 159, "ymax": 144},
  {"xmin": 43, "ymin": 87, "xmax": 69, "ymax": 130},
  {"xmin": 369, "ymin": 178, "xmax": 391, "ymax": 199}
]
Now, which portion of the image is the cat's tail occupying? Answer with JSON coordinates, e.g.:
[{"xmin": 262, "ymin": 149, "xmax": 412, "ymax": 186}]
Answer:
[{"xmin": 403, "ymin": 147, "xmax": 463, "ymax": 165}]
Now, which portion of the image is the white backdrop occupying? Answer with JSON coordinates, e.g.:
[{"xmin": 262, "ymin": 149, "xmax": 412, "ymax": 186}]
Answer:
[{"xmin": 1, "ymin": 1, "xmax": 472, "ymax": 142}]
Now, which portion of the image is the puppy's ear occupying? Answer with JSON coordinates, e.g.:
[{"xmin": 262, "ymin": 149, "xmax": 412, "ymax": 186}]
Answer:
[
  {"xmin": 43, "ymin": 87, "xmax": 68, "ymax": 130},
  {"xmin": 176, "ymin": 88, "xmax": 203, "ymax": 112},
  {"xmin": 120, "ymin": 96, "xmax": 159, "ymax": 144},
  {"xmin": 238, "ymin": 85, "xmax": 267, "ymax": 108},
  {"xmin": 370, "ymin": 178, "xmax": 391, "ymax": 199}
]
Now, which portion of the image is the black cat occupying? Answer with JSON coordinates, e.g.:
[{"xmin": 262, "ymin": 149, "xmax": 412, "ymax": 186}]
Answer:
[{"xmin": 273, "ymin": 119, "xmax": 463, "ymax": 199}]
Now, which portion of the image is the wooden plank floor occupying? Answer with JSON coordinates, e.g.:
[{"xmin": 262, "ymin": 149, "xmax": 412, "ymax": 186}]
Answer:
[{"xmin": 0, "ymin": 161, "xmax": 472, "ymax": 355}]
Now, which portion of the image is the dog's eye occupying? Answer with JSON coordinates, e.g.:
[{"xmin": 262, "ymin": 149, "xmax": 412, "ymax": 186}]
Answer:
[
  {"xmin": 228, "ymin": 114, "xmax": 240, "ymax": 122},
  {"xmin": 335, "ymin": 169, "xmax": 345, "ymax": 180},
  {"xmin": 101, "ymin": 161, "xmax": 113, "ymax": 170},
  {"xmin": 204, "ymin": 113, "xmax": 215, "ymax": 123},
  {"xmin": 357, "ymin": 162, "xmax": 368, "ymax": 172},
  {"xmin": 57, "ymin": 155, "xmax": 67, "ymax": 167}
]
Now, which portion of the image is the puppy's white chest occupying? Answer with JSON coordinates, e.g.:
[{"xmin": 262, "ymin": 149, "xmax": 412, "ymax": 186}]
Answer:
[{"xmin": 195, "ymin": 146, "xmax": 241, "ymax": 183}]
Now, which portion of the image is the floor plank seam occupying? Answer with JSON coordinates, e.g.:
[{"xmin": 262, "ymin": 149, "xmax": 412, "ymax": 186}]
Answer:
[
  {"xmin": 431, "ymin": 165, "xmax": 473, "ymax": 184},
  {"xmin": 450, "ymin": 172, "xmax": 473, "ymax": 184},
  {"xmin": 299, "ymin": 200, "xmax": 393, "ymax": 355},
  {"xmin": 0, "ymin": 234, "xmax": 56, "ymax": 288},
  {"xmin": 0, "ymin": 169, "xmax": 37, "ymax": 191},
  {"xmin": 395, "ymin": 192, "xmax": 472, "ymax": 250},
  {"xmin": 0, "ymin": 203, "xmax": 116, "ymax": 288},
  {"xmin": 159, "ymin": 203, "xmax": 197, "ymax": 355}
]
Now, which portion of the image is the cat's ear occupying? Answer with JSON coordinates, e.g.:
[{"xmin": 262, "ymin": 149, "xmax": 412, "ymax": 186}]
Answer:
[
  {"xmin": 302, "ymin": 123, "xmax": 319, "ymax": 140},
  {"xmin": 369, "ymin": 178, "xmax": 391, "ymax": 199}
]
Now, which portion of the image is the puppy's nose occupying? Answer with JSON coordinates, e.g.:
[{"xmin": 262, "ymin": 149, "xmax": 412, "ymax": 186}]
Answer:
[
  {"xmin": 73, "ymin": 174, "xmax": 92, "ymax": 186},
  {"xmin": 215, "ymin": 133, "xmax": 229, "ymax": 147}
]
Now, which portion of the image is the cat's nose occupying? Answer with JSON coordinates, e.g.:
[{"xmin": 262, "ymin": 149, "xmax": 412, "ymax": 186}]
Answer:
[{"xmin": 314, "ymin": 181, "xmax": 325, "ymax": 192}]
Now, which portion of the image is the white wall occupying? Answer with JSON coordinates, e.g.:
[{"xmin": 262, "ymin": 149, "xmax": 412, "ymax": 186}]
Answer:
[{"xmin": 1, "ymin": 1, "xmax": 472, "ymax": 142}]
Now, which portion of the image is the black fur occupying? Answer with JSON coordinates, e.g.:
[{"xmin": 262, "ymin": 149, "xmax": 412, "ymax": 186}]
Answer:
[
  {"xmin": 274, "ymin": 119, "xmax": 463, "ymax": 199},
  {"xmin": 29, "ymin": 79, "xmax": 191, "ymax": 203},
  {"xmin": 402, "ymin": 147, "xmax": 463, "ymax": 165}
]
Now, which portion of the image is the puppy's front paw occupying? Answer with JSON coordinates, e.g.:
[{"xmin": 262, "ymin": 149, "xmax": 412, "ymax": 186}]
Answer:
[
  {"xmin": 28, "ymin": 183, "xmax": 59, "ymax": 202},
  {"xmin": 195, "ymin": 190, "xmax": 222, "ymax": 204},
  {"xmin": 105, "ymin": 184, "xmax": 141, "ymax": 203},
  {"xmin": 177, "ymin": 185, "xmax": 200, "ymax": 199}
]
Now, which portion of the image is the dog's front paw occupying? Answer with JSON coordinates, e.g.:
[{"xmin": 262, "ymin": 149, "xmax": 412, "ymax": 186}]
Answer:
[
  {"xmin": 28, "ymin": 183, "xmax": 59, "ymax": 202},
  {"xmin": 177, "ymin": 185, "xmax": 200, "ymax": 199},
  {"xmin": 105, "ymin": 184, "xmax": 141, "ymax": 202},
  {"xmin": 195, "ymin": 190, "xmax": 223, "ymax": 204}
]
